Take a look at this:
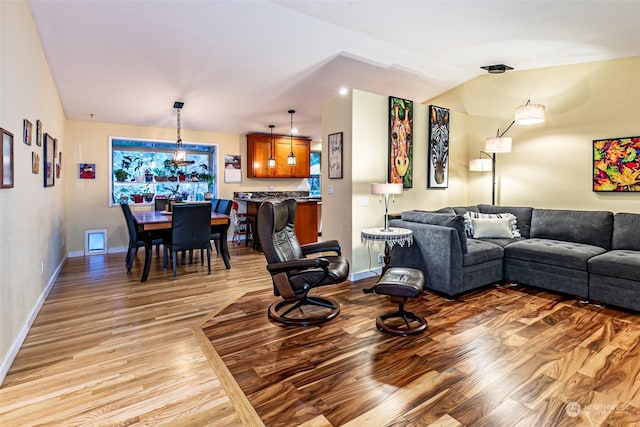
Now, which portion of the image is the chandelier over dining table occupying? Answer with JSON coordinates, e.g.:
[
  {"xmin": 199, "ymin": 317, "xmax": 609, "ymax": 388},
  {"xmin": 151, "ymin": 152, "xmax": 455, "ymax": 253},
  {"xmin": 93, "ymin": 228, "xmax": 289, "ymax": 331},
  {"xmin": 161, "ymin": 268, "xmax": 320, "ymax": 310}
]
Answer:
[{"xmin": 170, "ymin": 101, "xmax": 194, "ymax": 167}]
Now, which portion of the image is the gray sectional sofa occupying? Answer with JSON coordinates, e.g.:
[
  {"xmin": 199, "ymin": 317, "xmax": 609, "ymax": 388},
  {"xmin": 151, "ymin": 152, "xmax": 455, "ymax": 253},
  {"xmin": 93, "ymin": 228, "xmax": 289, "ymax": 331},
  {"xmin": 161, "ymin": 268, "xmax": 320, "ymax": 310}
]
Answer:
[{"xmin": 388, "ymin": 205, "xmax": 640, "ymax": 312}]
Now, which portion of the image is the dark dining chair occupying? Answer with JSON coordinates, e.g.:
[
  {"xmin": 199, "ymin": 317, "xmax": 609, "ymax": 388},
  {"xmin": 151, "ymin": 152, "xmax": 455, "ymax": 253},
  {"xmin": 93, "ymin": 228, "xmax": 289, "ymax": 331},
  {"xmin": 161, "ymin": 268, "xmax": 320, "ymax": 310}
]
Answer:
[
  {"xmin": 120, "ymin": 202, "xmax": 164, "ymax": 273},
  {"xmin": 257, "ymin": 199, "xmax": 349, "ymax": 325},
  {"xmin": 163, "ymin": 203, "xmax": 212, "ymax": 279},
  {"xmin": 216, "ymin": 199, "xmax": 233, "ymax": 215},
  {"xmin": 211, "ymin": 199, "xmax": 233, "ymax": 255},
  {"xmin": 154, "ymin": 198, "xmax": 168, "ymax": 212}
]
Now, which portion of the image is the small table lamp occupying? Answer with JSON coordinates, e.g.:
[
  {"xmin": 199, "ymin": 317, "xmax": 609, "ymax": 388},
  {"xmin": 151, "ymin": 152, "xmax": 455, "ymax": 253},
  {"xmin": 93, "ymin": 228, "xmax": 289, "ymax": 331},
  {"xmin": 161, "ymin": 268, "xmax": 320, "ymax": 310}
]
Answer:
[{"xmin": 371, "ymin": 182, "xmax": 403, "ymax": 231}]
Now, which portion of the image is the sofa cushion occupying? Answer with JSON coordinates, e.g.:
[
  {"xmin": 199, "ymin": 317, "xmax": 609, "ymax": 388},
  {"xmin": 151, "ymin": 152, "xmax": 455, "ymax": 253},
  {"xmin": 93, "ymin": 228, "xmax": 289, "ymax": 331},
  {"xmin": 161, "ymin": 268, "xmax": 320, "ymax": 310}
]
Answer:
[
  {"xmin": 612, "ymin": 213, "xmax": 640, "ymax": 251},
  {"xmin": 530, "ymin": 209, "xmax": 613, "ymax": 250},
  {"xmin": 452, "ymin": 206, "xmax": 479, "ymax": 215},
  {"xmin": 432, "ymin": 207, "xmax": 456, "ymax": 214},
  {"xmin": 464, "ymin": 211, "xmax": 521, "ymax": 238},
  {"xmin": 504, "ymin": 238, "xmax": 607, "ymax": 270},
  {"xmin": 471, "ymin": 217, "xmax": 514, "ymax": 238},
  {"xmin": 401, "ymin": 211, "xmax": 467, "ymax": 253},
  {"xmin": 463, "ymin": 239, "xmax": 504, "ymax": 267},
  {"xmin": 478, "ymin": 204, "xmax": 534, "ymax": 238},
  {"xmin": 588, "ymin": 250, "xmax": 640, "ymax": 281}
]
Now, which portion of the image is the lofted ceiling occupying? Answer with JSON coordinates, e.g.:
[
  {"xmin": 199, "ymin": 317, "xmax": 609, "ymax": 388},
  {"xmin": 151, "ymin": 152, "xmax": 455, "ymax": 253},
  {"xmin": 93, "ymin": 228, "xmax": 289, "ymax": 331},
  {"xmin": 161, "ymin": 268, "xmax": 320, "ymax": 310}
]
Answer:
[{"xmin": 28, "ymin": 0, "xmax": 640, "ymax": 141}]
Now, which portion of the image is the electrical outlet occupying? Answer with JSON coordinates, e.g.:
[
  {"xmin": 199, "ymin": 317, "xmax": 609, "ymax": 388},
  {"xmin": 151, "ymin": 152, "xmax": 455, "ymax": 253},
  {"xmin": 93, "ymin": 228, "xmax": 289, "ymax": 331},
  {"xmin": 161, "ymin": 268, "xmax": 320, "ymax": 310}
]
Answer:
[{"xmin": 377, "ymin": 254, "xmax": 384, "ymax": 265}]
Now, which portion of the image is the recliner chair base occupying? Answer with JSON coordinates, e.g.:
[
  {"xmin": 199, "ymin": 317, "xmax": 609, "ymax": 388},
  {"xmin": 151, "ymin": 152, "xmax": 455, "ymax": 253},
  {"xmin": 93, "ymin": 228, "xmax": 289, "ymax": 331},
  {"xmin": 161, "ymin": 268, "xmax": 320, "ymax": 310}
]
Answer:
[{"xmin": 268, "ymin": 296, "xmax": 340, "ymax": 326}]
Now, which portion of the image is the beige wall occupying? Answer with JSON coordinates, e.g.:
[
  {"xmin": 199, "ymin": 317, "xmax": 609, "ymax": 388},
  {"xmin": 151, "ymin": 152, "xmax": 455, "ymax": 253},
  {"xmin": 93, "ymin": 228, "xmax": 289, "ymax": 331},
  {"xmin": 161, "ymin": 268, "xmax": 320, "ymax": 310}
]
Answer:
[
  {"xmin": 326, "ymin": 57, "xmax": 639, "ymax": 277},
  {"xmin": 64, "ymin": 120, "xmax": 247, "ymax": 253},
  {"xmin": 321, "ymin": 90, "xmax": 353, "ymax": 262},
  {"xmin": 430, "ymin": 56, "xmax": 640, "ymax": 212},
  {"xmin": 335, "ymin": 90, "xmax": 469, "ymax": 277},
  {"xmin": 0, "ymin": 1, "xmax": 66, "ymax": 378},
  {"xmin": 64, "ymin": 120, "xmax": 315, "ymax": 254},
  {"xmin": 2, "ymin": 0, "xmax": 638, "ymax": 383}
]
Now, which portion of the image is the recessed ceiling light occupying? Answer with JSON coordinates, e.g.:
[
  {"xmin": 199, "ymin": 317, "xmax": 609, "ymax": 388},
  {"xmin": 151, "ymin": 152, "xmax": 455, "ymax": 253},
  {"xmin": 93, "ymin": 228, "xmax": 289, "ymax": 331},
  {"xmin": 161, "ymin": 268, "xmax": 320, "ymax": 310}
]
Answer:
[
  {"xmin": 481, "ymin": 64, "xmax": 514, "ymax": 74},
  {"xmin": 339, "ymin": 87, "xmax": 349, "ymax": 96}
]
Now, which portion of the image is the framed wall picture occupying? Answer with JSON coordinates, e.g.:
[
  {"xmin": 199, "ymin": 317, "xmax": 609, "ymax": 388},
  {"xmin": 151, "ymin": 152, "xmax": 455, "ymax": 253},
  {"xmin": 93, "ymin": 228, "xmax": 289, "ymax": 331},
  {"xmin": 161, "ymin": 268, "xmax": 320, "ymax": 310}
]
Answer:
[
  {"xmin": 23, "ymin": 119, "xmax": 33, "ymax": 145},
  {"xmin": 224, "ymin": 154, "xmax": 242, "ymax": 183},
  {"xmin": 32, "ymin": 152, "xmax": 40, "ymax": 174},
  {"xmin": 36, "ymin": 120, "xmax": 43, "ymax": 146},
  {"xmin": 328, "ymin": 132, "xmax": 343, "ymax": 179},
  {"xmin": 44, "ymin": 132, "xmax": 56, "ymax": 187},
  {"xmin": 428, "ymin": 105, "xmax": 450, "ymax": 188},
  {"xmin": 593, "ymin": 136, "xmax": 640, "ymax": 192},
  {"xmin": 389, "ymin": 96, "xmax": 413, "ymax": 188},
  {"xmin": 80, "ymin": 163, "xmax": 95, "ymax": 179},
  {"xmin": 1, "ymin": 128, "xmax": 14, "ymax": 188},
  {"xmin": 57, "ymin": 149, "xmax": 62, "ymax": 179}
]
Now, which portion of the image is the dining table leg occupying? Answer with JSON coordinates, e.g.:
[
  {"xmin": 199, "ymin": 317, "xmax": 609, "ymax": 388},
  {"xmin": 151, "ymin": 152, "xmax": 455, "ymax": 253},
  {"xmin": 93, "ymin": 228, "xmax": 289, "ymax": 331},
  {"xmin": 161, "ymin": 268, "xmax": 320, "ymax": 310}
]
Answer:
[{"xmin": 141, "ymin": 232, "xmax": 153, "ymax": 282}]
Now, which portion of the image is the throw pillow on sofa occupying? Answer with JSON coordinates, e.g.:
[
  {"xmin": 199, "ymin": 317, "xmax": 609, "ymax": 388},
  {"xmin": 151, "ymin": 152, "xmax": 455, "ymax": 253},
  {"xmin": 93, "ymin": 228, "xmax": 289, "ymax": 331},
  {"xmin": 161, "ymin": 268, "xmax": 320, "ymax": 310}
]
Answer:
[
  {"xmin": 471, "ymin": 217, "xmax": 514, "ymax": 238},
  {"xmin": 463, "ymin": 211, "xmax": 521, "ymax": 238}
]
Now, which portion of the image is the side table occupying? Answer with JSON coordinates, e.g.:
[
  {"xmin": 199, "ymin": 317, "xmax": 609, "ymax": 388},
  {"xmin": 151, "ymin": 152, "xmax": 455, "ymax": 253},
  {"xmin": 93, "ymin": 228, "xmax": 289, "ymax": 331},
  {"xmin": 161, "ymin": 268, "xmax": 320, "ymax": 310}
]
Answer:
[{"xmin": 361, "ymin": 227, "xmax": 413, "ymax": 274}]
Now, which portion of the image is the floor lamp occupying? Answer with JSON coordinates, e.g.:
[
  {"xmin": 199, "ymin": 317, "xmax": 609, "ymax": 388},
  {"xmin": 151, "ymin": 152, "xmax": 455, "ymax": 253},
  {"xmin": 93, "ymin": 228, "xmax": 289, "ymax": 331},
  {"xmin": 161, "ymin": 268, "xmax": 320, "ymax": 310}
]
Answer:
[{"xmin": 469, "ymin": 99, "xmax": 545, "ymax": 205}]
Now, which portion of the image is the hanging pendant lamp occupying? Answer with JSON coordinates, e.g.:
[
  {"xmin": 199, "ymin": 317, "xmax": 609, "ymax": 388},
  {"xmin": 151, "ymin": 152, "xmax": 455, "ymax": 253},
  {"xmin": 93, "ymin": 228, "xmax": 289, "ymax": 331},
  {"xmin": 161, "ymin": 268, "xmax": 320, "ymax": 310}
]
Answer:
[
  {"xmin": 267, "ymin": 124, "xmax": 276, "ymax": 168},
  {"xmin": 170, "ymin": 101, "xmax": 193, "ymax": 167},
  {"xmin": 287, "ymin": 109, "xmax": 296, "ymax": 166}
]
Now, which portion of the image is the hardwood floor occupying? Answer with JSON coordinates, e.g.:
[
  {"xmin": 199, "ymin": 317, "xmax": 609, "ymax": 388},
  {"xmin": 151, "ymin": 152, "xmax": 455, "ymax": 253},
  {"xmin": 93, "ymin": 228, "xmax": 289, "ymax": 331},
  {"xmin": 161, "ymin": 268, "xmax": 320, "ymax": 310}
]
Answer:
[{"xmin": 2, "ymin": 247, "xmax": 639, "ymax": 426}]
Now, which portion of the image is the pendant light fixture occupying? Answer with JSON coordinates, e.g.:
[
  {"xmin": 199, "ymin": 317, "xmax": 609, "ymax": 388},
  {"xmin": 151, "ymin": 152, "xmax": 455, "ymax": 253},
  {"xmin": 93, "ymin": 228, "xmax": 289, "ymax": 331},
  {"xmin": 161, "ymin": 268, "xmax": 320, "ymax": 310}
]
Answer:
[
  {"xmin": 170, "ymin": 101, "xmax": 193, "ymax": 167},
  {"xmin": 287, "ymin": 109, "xmax": 296, "ymax": 166},
  {"xmin": 267, "ymin": 124, "xmax": 276, "ymax": 168}
]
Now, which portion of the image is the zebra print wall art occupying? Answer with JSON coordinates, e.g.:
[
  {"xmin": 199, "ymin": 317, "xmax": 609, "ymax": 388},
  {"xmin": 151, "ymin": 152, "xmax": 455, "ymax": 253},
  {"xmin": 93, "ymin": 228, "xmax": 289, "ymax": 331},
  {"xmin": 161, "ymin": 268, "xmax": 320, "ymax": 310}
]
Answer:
[
  {"xmin": 388, "ymin": 96, "xmax": 413, "ymax": 188},
  {"xmin": 428, "ymin": 105, "xmax": 450, "ymax": 188}
]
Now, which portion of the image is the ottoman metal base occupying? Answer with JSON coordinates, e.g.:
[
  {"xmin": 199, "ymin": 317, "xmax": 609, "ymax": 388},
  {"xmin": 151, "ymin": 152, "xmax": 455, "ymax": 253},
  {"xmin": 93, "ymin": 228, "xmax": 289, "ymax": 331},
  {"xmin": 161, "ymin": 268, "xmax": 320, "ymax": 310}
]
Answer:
[{"xmin": 364, "ymin": 267, "xmax": 427, "ymax": 336}]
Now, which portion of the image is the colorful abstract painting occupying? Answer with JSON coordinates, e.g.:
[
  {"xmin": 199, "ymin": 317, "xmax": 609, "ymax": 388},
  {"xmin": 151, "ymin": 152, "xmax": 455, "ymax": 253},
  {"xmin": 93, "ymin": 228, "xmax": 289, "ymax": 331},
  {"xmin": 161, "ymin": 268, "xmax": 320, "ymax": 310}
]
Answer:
[
  {"xmin": 593, "ymin": 136, "xmax": 640, "ymax": 192},
  {"xmin": 388, "ymin": 96, "xmax": 413, "ymax": 188}
]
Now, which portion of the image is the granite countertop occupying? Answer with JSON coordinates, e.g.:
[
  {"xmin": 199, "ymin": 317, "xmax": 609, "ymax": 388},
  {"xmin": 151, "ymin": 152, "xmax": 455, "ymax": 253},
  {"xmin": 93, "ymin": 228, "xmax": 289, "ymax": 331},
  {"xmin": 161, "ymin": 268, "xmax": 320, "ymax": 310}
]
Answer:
[{"xmin": 234, "ymin": 191, "xmax": 321, "ymax": 203}]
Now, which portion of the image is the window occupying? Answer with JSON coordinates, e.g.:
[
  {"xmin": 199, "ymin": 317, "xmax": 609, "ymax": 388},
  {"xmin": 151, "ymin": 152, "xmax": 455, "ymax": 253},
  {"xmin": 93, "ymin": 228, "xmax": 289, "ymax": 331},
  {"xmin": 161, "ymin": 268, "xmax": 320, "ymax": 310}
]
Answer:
[
  {"xmin": 309, "ymin": 152, "xmax": 321, "ymax": 196},
  {"xmin": 109, "ymin": 137, "xmax": 217, "ymax": 206}
]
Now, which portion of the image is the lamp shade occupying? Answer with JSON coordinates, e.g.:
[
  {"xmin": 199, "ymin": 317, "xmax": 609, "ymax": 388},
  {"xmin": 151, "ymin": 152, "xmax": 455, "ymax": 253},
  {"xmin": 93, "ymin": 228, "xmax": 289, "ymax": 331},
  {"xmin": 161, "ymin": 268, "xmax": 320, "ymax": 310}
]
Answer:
[
  {"xmin": 515, "ymin": 103, "xmax": 545, "ymax": 125},
  {"xmin": 469, "ymin": 158, "xmax": 493, "ymax": 172},
  {"xmin": 484, "ymin": 137, "xmax": 512, "ymax": 153},
  {"xmin": 371, "ymin": 182, "xmax": 403, "ymax": 195}
]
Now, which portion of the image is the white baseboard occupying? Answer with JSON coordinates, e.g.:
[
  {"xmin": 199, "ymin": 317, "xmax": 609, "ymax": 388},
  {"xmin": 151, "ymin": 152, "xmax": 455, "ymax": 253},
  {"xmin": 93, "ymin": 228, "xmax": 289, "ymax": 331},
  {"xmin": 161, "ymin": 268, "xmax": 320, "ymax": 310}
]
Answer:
[
  {"xmin": 0, "ymin": 256, "xmax": 66, "ymax": 385},
  {"xmin": 350, "ymin": 268, "xmax": 381, "ymax": 282}
]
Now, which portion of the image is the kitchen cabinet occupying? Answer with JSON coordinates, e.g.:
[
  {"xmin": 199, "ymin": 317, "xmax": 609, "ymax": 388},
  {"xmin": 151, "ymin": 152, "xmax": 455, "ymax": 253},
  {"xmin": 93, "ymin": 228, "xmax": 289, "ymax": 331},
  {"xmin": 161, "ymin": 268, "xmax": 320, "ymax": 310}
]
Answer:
[{"xmin": 247, "ymin": 133, "xmax": 310, "ymax": 178}]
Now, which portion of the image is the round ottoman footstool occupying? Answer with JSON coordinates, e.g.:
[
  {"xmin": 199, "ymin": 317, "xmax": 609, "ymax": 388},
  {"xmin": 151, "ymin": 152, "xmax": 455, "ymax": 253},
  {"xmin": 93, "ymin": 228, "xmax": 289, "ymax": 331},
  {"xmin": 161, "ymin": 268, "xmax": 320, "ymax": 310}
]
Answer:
[{"xmin": 364, "ymin": 267, "xmax": 427, "ymax": 336}]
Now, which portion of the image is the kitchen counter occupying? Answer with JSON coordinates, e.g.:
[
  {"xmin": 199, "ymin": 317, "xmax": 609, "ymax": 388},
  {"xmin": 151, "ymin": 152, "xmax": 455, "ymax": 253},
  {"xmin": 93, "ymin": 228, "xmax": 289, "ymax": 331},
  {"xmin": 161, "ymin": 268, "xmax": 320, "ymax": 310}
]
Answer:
[{"xmin": 235, "ymin": 192, "xmax": 321, "ymax": 245}]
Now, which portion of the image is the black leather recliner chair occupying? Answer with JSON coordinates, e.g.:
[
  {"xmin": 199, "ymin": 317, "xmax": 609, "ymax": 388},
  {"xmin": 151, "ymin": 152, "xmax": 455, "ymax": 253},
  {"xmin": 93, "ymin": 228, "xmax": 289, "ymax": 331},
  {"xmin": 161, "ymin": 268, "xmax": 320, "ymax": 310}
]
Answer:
[{"xmin": 257, "ymin": 199, "xmax": 349, "ymax": 325}]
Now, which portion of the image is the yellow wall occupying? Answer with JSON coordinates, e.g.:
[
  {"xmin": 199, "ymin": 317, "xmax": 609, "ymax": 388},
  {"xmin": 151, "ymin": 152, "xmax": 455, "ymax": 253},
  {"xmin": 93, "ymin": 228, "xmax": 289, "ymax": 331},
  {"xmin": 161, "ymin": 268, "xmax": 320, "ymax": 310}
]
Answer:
[
  {"xmin": 63, "ymin": 120, "xmax": 315, "ymax": 254},
  {"xmin": 321, "ymin": 91, "xmax": 353, "ymax": 261},
  {"xmin": 336, "ymin": 90, "xmax": 469, "ymax": 277},
  {"xmin": 2, "ymin": 0, "xmax": 638, "ymax": 382},
  {"xmin": 0, "ymin": 0, "xmax": 66, "ymax": 377},
  {"xmin": 327, "ymin": 57, "xmax": 639, "ymax": 277},
  {"xmin": 430, "ymin": 56, "xmax": 640, "ymax": 212}
]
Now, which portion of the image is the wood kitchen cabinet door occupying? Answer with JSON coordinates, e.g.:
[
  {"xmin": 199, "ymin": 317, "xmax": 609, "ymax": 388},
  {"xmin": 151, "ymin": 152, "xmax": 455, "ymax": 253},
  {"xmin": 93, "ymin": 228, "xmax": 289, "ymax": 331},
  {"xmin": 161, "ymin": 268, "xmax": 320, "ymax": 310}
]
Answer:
[
  {"xmin": 247, "ymin": 134, "xmax": 273, "ymax": 178},
  {"xmin": 247, "ymin": 133, "xmax": 310, "ymax": 178}
]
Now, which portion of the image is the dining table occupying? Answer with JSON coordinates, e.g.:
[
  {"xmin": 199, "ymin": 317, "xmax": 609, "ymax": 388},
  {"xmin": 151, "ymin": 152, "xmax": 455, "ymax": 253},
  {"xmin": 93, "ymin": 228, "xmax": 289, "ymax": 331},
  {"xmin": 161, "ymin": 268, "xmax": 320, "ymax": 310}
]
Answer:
[{"xmin": 132, "ymin": 210, "xmax": 231, "ymax": 282}]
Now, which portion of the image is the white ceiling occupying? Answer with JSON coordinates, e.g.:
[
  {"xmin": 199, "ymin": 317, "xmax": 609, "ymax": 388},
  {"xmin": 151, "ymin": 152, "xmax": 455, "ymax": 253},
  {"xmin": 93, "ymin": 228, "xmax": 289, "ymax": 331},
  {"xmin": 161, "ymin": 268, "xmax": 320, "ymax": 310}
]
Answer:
[{"xmin": 28, "ymin": 0, "xmax": 640, "ymax": 141}]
